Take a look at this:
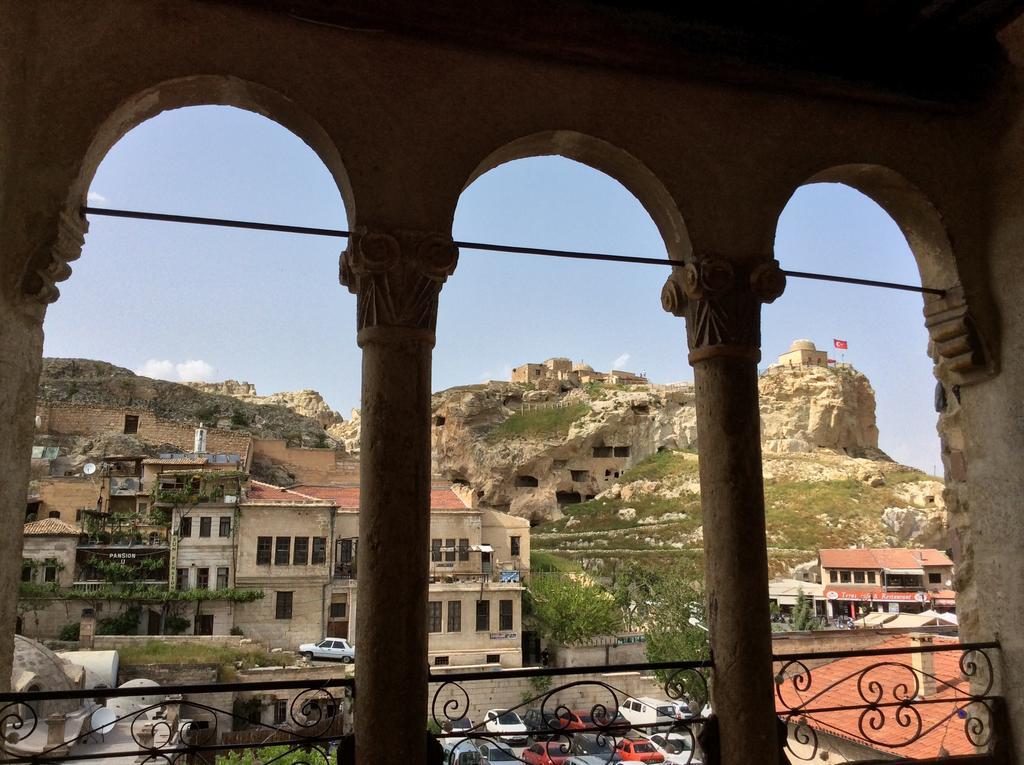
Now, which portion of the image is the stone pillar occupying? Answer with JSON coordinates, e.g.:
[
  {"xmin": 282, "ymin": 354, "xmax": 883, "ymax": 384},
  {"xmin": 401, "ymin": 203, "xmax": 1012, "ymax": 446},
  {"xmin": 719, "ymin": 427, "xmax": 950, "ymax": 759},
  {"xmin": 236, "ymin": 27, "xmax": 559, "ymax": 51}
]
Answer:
[
  {"xmin": 662, "ymin": 255, "xmax": 786, "ymax": 765},
  {"xmin": 340, "ymin": 227, "xmax": 458, "ymax": 765}
]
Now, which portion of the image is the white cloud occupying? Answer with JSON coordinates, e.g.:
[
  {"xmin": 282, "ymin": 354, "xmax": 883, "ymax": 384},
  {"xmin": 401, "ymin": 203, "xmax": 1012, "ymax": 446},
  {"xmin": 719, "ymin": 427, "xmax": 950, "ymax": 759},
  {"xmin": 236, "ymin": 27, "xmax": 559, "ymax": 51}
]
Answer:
[
  {"xmin": 86, "ymin": 191, "xmax": 108, "ymax": 204},
  {"xmin": 611, "ymin": 353, "xmax": 631, "ymax": 370},
  {"xmin": 136, "ymin": 359, "xmax": 218, "ymax": 382}
]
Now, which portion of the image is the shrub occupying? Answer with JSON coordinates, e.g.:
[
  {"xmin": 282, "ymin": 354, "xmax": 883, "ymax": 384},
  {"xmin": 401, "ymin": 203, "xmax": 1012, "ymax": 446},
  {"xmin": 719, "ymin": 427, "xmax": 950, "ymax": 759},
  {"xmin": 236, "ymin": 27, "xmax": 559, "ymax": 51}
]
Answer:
[
  {"xmin": 229, "ymin": 626, "xmax": 244, "ymax": 636},
  {"xmin": 163, "ymin": 615, "xmax": 190, "ymax": 635},
  {"xmin": 58, "ymin": 623, "xmax": 80, "ymax": 641}
]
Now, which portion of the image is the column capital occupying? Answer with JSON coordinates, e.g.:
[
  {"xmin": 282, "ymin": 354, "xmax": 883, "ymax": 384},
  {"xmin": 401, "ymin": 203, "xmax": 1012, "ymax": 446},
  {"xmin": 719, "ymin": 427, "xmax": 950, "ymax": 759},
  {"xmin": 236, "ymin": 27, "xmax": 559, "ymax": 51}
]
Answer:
[
  {"xmin": 22, "ymin": 209, "xmax": 88, "ymax": 305},
  {"xmin": 339, "ymin": 227, "xmax": 458, "ymax": 342},
  {"xmin": 661, "ymin": 255, "xmax": 785, "ymax": 365}
]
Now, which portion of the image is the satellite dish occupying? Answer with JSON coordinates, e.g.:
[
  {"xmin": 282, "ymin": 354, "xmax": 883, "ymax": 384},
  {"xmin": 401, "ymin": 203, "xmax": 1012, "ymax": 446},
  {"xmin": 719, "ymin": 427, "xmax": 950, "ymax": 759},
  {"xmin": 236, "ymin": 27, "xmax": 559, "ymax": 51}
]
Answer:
[
  {"xmin": 91, "ymin": 706, "xmax": 117, "ymax": 735},
  {"xmin": 83, "ymin": 463, "xmax": 97, "ymax": 476}
]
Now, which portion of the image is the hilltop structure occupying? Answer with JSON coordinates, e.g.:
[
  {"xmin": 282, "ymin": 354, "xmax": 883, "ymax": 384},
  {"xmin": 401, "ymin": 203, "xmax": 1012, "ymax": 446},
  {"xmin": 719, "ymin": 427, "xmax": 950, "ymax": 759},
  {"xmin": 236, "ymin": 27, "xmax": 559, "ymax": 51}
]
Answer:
[{"xmin": 511, "ymin": 357, "xmax": 647, "ymax": 388}]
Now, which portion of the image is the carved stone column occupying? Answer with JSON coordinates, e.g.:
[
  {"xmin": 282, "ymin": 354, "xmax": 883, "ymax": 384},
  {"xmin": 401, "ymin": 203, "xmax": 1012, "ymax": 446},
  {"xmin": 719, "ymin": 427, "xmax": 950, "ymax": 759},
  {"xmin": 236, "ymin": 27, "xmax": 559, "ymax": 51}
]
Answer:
[
  {"xmin": 340, "ymin": 227, "xmax": 458, "ymax": 765},
  {"xmin": 662, "ymin": 255, "xmax": 786, "ymax": 765}
]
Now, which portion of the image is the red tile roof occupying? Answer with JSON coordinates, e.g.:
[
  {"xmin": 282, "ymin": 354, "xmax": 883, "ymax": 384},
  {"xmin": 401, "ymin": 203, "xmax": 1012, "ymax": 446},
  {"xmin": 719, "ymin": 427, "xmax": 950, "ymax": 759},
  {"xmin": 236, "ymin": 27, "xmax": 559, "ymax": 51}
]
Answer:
[
  {"xmin": 142, "ymin": 457, "xmax": 208, "ymax": 466},
  {"xmin": 24, "ymin": 518, "xmax": 81, "ymax": 536},
  {"xmin": 244, "ymin": 481, "xmax": 328, "ymax": 504},
  {"xmin": 819, "ymin": 548, "xmax": 953, "ymax": 570},
  {"xmin": 292, "ymin": 484, "xmax": 470, "ymax": 510},
  {"xmin": 775, "ymin": 636, "xmax": 981, "ymax": 759}
]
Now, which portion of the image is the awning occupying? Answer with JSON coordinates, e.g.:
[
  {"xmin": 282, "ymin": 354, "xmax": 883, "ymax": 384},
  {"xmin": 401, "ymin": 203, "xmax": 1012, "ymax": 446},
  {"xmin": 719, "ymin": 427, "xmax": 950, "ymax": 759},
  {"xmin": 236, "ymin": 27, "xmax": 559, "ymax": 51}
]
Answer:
[{"xmin": 470, "ymin": 544, "xmax": 494, "ymax": 553}]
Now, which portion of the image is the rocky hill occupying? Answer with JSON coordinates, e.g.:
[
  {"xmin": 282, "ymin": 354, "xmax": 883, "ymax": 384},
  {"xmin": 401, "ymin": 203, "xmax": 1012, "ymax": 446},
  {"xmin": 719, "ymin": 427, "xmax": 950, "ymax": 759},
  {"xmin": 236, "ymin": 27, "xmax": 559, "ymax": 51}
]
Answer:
[
  {"xmin": 185, "ymin": 380, "xmax": 346, "ymax": 431},
  {"xmin": 38, "ymin": 358, "xmax": 336, "ymax": 447},
  {"xmin": 430, "ymin": 364, "xmax": 887, "ymax": 523}
]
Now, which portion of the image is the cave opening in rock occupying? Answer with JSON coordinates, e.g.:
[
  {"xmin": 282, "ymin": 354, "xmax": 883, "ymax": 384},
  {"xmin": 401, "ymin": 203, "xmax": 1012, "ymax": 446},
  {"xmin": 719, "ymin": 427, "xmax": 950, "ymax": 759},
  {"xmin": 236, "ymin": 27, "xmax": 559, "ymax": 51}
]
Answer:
[{"xmin": 515, "ymin": 475, "xmax": 539, "ymax": 487}]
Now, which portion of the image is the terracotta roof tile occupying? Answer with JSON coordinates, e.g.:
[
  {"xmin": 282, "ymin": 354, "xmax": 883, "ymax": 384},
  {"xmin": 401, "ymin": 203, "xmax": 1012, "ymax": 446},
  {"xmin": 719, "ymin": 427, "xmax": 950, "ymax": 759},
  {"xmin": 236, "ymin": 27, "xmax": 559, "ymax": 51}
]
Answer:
[
  {"xmin": 819, "ymin": 548, "xmax": 953, "ymax": 570},
  {"xmin": 293, "ymin": 484, "xmax": 469, "ymax": 510},
  {"xmin": 24, "ymin": 518, "xmax": 81, "ymax": 536},
  {"xmin": 775, "ymin": 636, "xmax": 980, "ymax": 758}
]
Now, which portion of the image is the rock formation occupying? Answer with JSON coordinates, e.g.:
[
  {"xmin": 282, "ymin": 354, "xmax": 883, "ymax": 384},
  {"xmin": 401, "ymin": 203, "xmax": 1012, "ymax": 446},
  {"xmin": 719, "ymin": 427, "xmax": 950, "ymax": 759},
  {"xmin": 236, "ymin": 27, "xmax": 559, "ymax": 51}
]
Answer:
[{"xmin": 187, "ymin": 380, "xmax": 346, "ymax": 430}]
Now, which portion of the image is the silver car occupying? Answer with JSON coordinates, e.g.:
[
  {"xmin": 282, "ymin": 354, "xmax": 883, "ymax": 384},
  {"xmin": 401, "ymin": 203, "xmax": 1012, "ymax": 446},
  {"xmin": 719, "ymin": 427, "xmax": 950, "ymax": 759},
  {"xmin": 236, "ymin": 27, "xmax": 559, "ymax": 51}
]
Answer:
[{"xmin": 298, "ymin": 638, "xmax": 355, "ymax": 662}]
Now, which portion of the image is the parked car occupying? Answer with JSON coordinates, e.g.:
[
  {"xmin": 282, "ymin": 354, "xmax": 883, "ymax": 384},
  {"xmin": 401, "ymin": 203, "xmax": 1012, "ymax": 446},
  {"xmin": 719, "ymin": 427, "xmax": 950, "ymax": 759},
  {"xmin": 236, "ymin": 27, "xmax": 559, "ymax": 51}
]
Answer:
[
  {"xmin": 570, "ymin": 733, "xmax": 623, "ymax": 762},
  {"xmin": 297, "ymin": 638, "xmax": 355, "ymax": 663},
  {"xmin": 620, "ymin": 697, "xmax": 693, "ymax": 732},
  {"xmin": 522, "ymin": 740, "xmax": 573, "ymax": 765},
  {"xmin": 484, "ymin": 709, "xmax": 529, "ymax": 747},
  {"xmin": 477, "ymin": 742, "xmax": 519, "ymax": 763},
  {"xmin": 614, "ymin": 737, "xmax": 665, "ymax": 763},
  {"xmin": 565, "ymin": 758, "xmax": 616, "ymax": 765},
  {"xmin": 443, "ymin": 717, "xmax": 475, "ymax": 735},
  {"xmin": 523, "ymin": 708, "xmax": 567, "ymax": 741},
  {"xmin": 445, "ymin": 739, "xmax": 484, "ymax": 765},
  {"xmin": 648, "ymin": 732, "xmax": 702, "ymax": 765}
]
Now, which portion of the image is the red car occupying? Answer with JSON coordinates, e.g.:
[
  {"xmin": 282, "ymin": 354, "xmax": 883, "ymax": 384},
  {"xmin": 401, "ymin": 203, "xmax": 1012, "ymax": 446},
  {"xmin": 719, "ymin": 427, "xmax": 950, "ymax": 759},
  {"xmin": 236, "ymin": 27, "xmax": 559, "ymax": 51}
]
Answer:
[
  {"xmin": 522, "ymin": 740, "xmax": 574, "ymax": 765},
  {"xmin": 615, "ymin": 737, "xmax": 665, "ymax": 763},
  {"xmin": 559, "ymin": 708, "xmax": 630, "ymax": 732}
]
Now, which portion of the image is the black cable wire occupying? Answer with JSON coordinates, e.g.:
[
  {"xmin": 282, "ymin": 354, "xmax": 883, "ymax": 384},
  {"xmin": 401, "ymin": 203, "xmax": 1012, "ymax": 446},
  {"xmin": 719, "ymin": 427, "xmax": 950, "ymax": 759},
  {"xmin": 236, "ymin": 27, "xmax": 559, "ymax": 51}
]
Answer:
[{"xmin": 81, "ymin": 206, "xmax": 946, "ymax": 296}]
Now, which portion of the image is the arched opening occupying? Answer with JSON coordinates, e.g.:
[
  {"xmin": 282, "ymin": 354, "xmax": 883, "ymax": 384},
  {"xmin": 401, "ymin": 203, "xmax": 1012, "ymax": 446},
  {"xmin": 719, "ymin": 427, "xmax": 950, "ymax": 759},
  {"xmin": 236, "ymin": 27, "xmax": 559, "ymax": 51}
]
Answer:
[{"xmin": 767, "ymin": 166, "xmax": 967, "ymax": 630}]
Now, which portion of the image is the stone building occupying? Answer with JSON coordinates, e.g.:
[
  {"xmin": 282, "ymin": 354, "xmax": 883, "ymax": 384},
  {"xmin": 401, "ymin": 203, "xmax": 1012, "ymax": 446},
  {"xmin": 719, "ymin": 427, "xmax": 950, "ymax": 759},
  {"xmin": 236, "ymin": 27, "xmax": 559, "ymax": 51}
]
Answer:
[
  {"xmin": 774, "ymin": 338, "xmax": 829, "ymax": 368},
  {"xmin": 819, "ymin": 548, "xmax": 956, "ymax": 620},
  {"xmin": 7, "ymin": 4, "xmax": 1024, "ymax": 764},
  {"xmin": 511, "ymin": 357, "xmax": 647, "ymax": 387}
]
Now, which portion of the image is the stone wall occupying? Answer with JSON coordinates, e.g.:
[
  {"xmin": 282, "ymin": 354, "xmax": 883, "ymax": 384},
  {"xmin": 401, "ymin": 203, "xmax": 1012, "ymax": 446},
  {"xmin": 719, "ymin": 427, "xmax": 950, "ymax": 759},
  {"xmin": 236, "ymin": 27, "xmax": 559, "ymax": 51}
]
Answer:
[
  {"xmin": 118, "ymin": 661, "xmax": 219, "ymax": 685},
  {"xmin": 93, "ymin": 634, "xmax": 249, "ymax": 650},
  {"xmin": 251, "ymin": 439, "xmax": 359, "ymax": 485},
  {"xmin": 36, "ymin": 402, "xmax": 253, "ymax": 459}
]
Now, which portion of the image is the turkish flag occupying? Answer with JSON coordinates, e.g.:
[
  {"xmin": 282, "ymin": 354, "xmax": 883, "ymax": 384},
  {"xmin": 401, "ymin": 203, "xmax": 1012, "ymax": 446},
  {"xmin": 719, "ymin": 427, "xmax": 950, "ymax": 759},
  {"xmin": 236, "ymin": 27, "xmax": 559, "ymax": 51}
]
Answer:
[{"xmin": 833, "ymin": 339, "xmax": 848, "ymax": 350}]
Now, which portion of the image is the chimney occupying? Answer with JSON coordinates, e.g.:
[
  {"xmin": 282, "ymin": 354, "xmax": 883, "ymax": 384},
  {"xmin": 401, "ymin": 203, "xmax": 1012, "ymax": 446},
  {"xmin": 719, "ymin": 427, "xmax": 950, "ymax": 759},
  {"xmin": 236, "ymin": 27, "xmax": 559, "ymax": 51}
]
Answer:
[
  {"xmin": 46, "ymin": 713, "xmax": 70, "ymax": 756},
  {"xmin": 194, "ymin": 424, "xmax": 208, "ymax": 454},
  {"xmin": 910, "ymin": 634, "xmax": 937, "ymax": 697},
  {"xmin": 79, "ymin": 608, "xmax": 96, "ymax": 649}
]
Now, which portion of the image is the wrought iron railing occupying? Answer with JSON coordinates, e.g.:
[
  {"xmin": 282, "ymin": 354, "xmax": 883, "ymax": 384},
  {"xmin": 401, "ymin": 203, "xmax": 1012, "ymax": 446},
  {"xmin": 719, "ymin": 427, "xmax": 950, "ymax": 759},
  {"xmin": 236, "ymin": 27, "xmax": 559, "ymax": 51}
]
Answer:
[
  {"xmin": 775, "ymin": 640, "xmax": 1002, "ymax": 762},
  {"xmin": 0, "ymin": 642, "xmax": 1004, "ymax": 764}
]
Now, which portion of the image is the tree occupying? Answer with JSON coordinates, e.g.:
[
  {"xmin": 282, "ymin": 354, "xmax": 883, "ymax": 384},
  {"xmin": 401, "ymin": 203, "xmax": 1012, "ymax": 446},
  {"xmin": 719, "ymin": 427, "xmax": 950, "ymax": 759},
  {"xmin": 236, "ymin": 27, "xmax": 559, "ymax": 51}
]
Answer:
[
  {"xmin": 791, "ymin": 588, "xmax": 817, "ymax": 631},
  {"xmin": 526, "ymin": 573, "xmax": 621, "ymax": 645},
  {"xmin": 610, "ymin": 561, "xmax": 659, "ymax": 632}
]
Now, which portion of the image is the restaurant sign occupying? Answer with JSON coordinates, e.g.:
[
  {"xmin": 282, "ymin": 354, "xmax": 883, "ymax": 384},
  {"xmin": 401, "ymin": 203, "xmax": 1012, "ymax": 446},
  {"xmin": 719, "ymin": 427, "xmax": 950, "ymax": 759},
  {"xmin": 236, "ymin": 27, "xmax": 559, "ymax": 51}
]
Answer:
[{"xmin": 824, "ymin": 589, "xmax": 929, "ymax": 603}]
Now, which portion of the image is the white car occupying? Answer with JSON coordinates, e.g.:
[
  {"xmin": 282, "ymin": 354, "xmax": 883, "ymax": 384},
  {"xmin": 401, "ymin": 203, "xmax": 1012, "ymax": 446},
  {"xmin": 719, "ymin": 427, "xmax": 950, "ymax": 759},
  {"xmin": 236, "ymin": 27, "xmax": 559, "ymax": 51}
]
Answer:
[
  {"xmin": 620, "ymin": 696, "xmax": 693, "ymax": 731},
  {"xmin": 483, "ymin": 709, "xmax": 529, "ymax": 747},
  {"xmin": 649, "ymin": 732, "xmax": 702, "ymax": 764},
  {"xmin": 298, "ymin": 638, "xmax": 355, "ymax": 663}
]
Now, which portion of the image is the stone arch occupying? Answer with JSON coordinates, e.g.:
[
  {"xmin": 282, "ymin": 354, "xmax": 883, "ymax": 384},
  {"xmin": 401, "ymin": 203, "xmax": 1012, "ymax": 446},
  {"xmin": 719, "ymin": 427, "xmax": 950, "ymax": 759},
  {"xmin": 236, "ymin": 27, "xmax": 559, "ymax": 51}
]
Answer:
[
  {"xmin": 777, "ymin": 163, "xmax": 992, "ymax": 383},
  {"xmin": 459, "ymin": 130, "xmax": 692, "ymax": 263},
  {"xmin": 22, "ymin": 75, "xmax": 354, "ymax": 304}
]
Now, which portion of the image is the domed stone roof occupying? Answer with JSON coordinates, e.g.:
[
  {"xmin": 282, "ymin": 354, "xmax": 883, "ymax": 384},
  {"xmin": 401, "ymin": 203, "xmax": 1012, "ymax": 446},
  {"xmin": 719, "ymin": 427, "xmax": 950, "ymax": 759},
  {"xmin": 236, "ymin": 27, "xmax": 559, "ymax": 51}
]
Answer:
[
  {"xmin": 573, "ymin": 363, "xmax": 594, "ymax": 372},
  {"xmin": 790, "ymin": 339, "xmax": 817, "ymax": 351},
  {"xmin": 13, "ymin": 635, "xmax": 80, "ymax": 714}
]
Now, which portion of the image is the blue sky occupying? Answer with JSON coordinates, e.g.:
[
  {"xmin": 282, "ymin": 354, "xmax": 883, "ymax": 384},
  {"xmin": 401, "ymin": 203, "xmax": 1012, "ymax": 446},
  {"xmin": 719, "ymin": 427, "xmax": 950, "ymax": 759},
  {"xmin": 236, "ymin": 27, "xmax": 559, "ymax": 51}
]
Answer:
[{"xmin": 46, "ymin": 106, "xmax": 939, "ymax": 472}]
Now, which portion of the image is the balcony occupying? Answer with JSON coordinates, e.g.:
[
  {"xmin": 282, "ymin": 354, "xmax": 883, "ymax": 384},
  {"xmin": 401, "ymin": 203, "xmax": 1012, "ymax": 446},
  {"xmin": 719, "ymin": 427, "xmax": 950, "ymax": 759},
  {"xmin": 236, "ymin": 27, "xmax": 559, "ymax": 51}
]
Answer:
[{"xmin": 0, "ymin": 643, "xmax": 1003, "ymax": 763}]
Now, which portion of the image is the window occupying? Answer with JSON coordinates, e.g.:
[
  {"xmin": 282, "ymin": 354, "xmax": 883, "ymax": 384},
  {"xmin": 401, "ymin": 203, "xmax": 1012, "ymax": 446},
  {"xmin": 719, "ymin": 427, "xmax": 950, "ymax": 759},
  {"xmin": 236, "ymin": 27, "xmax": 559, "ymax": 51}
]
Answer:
[
  {"xmin": 138, "ymin": 502, "xmax": 148, "ymax": 515},
  {"xmin": 274, "ymin": 699, "xmax": 287, "ymax": 725},
  {"xmin": 447, "ymin": 601, "xmax": 462, "ymax": 632},
  {"xmin": 44, "ymin": 565, "xmax": 57, "ymax": 583},
  {"xmin": 511, "ymin": 536, "xmax": 521, "ymax": 557},
  {"xmin": 613, "ymin": 446, "xmax": 631, "ymax": 458},
  {"xmin": 179, "ymin": 517, "xmax": 192, "ymax": 537},
  {"xmin": 428, "ymin": 601, "xmax": 442, "ymax": 633},
  {"xmin": 199, "ymin": 517, "xmax": 211, "ymax": 537},
  {"xmin": 48, "ymin": 511, "xmax": 60, "ymax": 519},
  {"xmin": 476, "ymin": 600, "xmax": 490, "ymax": 632},
  {"xmin": 256, "ymin": 537, "xmax": 272, "ymax": 565},
  {"xmin": 293, "ymin": 537, "xmax": 309, "ymax": 565},
  {"xmin": 21, "ymin": 562, "xmax": 32, "ymax": 583},
  {"xmin": 330, "ymin": 602, "xmax": 347, "ymax": 619},
  {"xmin": 829, "ymin": 570, "xmax": 838, "ymax": 583},
  {"xmin": 499, "ymin": 599, "xmax": 513, "ymax": 631},
  {"xmin": 123, "ymin": 415, "xmax": 139, "ymax": 434},
  {"xmin": 339, "ymin": 538, "xmax": 354, "ymax": 563},
  {"xmin": 219, "ymin": 516, "xmax": 231, "ymax": 537},
  {"xmin": 275, "ymin": 591, "xmax": 293, "ymax": 619},
  {"xmin": 929, "ymin": 572, "xmax": 943, "ymax": 584},
  {"xmin": 434, "ymin": 656, "xmax": 449, "ymax": 666},
  {"xmin": 486, "ymin": 654, "xmax": 500, "ymax": 664},
  {"xmin": 216, "ymin": 567, "xmax": 229, "ymax": 589},
  {"xmin": 75, "ymin": 509, "xmax": 82, "ymax": 522},
  {"xmin": 431, "ymin": 539, "xmax": 442, "ymax": 562},
  {"xmin": 175, "ymin": 568, "xmax": 189, "ymax": 590},
  {"xmin": 445, "ymin": 538, "xmax": 456, "ymax": 563},
  {"xmin": 867, "ymin": 571, "xmax": 877, "ymax": 584},
  {"xmin": 312, "ymin": 537, "xmax": 326, "ymax": 564},
  {"xmin": 853, "ymin": 571, "xmax": 865, "ymax": 584},
  {"xmin": 570, "ymin": 469, "xmax": 589, "ymax": 482},
  {"xmin": 196, "ymin": 568, "xmax": 209, "ymax": 589},
  {"xmin": 275, "ymin": 537, "xmax": 291, "ymax": 565},
  {"xmin": 458, "ymin": 538, "xmax": 469, "ymax": 562},
  {"xmin": 840, "ymin": 570, "xmax": 851, "ymax": 584}
]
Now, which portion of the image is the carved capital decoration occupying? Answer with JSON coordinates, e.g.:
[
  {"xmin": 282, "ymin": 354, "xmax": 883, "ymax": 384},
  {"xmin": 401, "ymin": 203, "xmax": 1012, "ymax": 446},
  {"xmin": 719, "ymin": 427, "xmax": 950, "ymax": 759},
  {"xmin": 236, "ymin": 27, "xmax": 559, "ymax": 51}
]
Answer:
[
  {"xmin": 924, "ymin": 285, "xmax": 994, "ymax": 384},
  {"xmin": 661, "ymin": 255, "xmax": 785, "ymax": 364},
  {"xmin": 22, "ymin": 210, "xmax": 88, "ymax": 304},
  {"xmin": 339, "ymin": 227, "xmax": 458, "ymax": 337}
]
